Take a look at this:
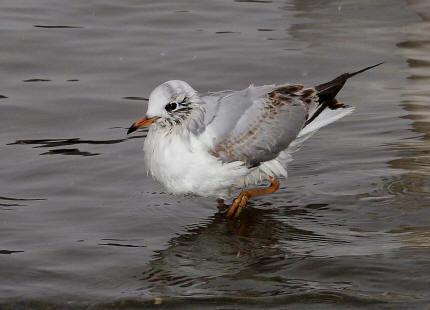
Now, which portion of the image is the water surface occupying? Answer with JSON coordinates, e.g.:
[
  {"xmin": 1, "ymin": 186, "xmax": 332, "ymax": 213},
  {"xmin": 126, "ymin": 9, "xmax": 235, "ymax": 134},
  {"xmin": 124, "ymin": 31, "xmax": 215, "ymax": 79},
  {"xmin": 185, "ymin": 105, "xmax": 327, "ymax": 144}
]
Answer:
[{"xmin": 1, "ymin": 0, "xmax": 430, "ymax": 309}]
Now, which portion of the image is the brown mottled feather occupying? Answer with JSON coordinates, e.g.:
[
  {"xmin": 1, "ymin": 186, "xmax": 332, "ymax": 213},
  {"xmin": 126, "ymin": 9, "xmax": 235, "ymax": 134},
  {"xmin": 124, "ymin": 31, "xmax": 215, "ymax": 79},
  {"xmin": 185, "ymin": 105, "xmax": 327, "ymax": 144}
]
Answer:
[{"xmin": 213, "ymin": 84, "xmax": 314, "ymax": 166}]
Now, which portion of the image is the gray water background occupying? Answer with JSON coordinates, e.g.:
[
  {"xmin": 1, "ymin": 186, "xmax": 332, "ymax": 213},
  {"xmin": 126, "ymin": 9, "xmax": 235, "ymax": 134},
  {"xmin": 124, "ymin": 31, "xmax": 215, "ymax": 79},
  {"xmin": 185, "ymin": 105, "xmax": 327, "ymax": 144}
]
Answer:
[{"xmin": 1, "ymin": 0, "xmax": 430, "ymax": 309}]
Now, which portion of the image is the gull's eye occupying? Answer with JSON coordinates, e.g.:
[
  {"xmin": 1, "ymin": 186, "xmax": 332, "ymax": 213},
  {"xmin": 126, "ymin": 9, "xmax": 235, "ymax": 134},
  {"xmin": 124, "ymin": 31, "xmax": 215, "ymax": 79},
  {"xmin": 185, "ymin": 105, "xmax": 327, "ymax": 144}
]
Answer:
[{"xmin": 165, "ymin": 102, "xmax": 177, "ymax": 112}]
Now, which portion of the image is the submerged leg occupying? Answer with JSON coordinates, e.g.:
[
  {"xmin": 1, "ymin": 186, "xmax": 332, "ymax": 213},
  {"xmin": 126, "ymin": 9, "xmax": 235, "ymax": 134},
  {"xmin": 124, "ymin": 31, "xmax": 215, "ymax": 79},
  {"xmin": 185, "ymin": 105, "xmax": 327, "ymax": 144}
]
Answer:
[
  {"xmin": 217, "ymin": 198, "xmax": 226, "ymax": 210},
  {"xmin": 226, "ymin": 176, "xmax": 279, "ymax": 218}
]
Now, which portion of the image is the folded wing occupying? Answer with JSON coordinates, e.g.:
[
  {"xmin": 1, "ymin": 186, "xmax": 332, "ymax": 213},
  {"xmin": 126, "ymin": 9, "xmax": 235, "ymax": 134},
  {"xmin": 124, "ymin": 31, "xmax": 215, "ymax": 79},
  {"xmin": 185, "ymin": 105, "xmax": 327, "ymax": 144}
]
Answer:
[
  {"xmin": 198, "ymin": 63, "xmax": 382, "ymax": 168},
  {"xmin": 200, "ymin": 84, "xmax": 316, "ymax": 167}
]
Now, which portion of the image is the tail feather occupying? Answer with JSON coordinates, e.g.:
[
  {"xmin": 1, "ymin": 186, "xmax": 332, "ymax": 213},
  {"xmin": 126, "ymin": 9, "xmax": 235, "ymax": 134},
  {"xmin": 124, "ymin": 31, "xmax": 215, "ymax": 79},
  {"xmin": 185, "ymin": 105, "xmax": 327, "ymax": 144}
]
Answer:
[
  {"xmin": 299, "ymin": 106, "xmax": 355, "ymax": 138},
  {"xmin": 305, "ymin": 62, "xmax": 383, "ymax": 127}
]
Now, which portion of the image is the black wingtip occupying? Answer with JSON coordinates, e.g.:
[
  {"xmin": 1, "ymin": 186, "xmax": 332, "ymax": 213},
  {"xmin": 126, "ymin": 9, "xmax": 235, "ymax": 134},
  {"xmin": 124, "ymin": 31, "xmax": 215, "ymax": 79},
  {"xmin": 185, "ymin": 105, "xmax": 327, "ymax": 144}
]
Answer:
[
  {"xmin": 348, "ymin": 62, "xmax": 384, "ymax": 78},
  {"xmin": 307, "ymin": 62, "xmax": 384, "ymax": 128},
  {"xmin": 315, "ymin": 62, "xmax": 384, "ymax": 99}
]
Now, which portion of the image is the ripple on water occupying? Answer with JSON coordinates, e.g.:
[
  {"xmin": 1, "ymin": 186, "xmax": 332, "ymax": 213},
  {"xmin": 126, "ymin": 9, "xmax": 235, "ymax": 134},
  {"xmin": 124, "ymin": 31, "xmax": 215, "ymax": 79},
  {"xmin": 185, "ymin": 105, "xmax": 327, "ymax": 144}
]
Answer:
[
  {"xmin": 134, "ymin": 204, "xmax": 398, "ymax": 300},
  {"xmin": 0, "ymin": 195, "xmax": 46, "ymax": 210},
  {"xmin": 7, "ymin": 137, "xmax": 132, "ymax": 157},
  {"xmin": 1, "ymin": 0, "xmax": 430, "ymax": 309}
]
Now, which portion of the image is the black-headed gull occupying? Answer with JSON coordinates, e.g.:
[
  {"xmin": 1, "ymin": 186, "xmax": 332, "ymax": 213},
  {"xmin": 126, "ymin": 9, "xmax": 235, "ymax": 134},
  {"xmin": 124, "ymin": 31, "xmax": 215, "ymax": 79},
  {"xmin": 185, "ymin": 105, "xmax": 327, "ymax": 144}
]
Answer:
[{"xmin": 127, "ymin": 63, "xmax": 382, "ymax": 218}]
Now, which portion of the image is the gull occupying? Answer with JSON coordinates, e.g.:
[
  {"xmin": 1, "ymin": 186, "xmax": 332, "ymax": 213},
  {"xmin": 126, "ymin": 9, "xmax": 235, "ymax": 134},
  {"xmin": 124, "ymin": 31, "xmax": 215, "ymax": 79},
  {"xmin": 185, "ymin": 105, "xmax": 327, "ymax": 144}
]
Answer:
[{"xmin": 127, "ymin": 63, "xmax": 382, "ymax": 218}]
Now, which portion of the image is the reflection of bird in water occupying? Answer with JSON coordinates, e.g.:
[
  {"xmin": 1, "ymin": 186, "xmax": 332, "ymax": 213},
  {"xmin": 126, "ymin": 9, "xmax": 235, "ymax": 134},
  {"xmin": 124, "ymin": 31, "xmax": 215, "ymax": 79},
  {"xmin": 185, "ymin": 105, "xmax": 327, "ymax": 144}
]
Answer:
[
  {"xmin": 128, "ymin": 63, "xmax": 382, "ymax": 217},
  {"xmin": 138, "ymin": 204, "xmax": 347, "ymax": 298}
]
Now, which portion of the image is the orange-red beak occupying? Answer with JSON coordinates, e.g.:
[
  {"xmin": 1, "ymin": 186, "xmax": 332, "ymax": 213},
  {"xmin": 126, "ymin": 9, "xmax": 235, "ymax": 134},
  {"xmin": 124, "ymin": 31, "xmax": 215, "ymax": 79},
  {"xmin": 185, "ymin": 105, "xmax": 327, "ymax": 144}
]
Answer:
[{"xmin": 127, "ymin": 116, "xmax": 160, "ymax": 135}]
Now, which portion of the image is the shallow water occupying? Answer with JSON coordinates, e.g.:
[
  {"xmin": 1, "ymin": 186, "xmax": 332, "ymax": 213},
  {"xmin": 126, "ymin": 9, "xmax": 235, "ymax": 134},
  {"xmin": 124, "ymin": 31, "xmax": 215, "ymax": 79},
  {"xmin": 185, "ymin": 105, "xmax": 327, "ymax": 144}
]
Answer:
[{"xmin": 1, "ymin": 0, "xmax": 430, "ymax": 309}]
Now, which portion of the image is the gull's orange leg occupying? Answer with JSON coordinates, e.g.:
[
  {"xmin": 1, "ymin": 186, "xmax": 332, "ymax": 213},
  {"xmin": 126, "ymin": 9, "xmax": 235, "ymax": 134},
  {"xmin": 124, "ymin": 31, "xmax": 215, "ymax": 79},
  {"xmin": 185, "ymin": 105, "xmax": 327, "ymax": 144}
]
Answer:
[{"xmin": 226, "ymin": 176, "xmax": 279, "ymax": 218}]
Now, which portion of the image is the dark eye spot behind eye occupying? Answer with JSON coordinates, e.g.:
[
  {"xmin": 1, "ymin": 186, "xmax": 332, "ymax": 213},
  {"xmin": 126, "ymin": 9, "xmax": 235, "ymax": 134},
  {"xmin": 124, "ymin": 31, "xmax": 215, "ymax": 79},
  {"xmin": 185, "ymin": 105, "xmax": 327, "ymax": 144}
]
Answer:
[{"xmin": 165, "ymin": 102, "xmax": 177, "ymax": 112}]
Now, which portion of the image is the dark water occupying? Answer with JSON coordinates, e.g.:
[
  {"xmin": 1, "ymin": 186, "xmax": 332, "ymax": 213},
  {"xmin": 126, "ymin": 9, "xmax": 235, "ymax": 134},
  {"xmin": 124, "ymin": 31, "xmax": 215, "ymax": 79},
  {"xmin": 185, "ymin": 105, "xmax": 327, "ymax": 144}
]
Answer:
[{"xmin": 1, "ymin": 0, "xmax": 430, "ymax": 309}]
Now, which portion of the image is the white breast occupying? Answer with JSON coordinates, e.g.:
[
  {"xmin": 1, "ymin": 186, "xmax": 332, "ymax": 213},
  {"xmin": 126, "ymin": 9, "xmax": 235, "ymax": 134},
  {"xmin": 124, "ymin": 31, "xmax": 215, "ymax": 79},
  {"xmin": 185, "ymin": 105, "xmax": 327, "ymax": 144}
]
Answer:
[{"xmin": 143, "ymin": 124, "xmax": 258, "ymax": 197}]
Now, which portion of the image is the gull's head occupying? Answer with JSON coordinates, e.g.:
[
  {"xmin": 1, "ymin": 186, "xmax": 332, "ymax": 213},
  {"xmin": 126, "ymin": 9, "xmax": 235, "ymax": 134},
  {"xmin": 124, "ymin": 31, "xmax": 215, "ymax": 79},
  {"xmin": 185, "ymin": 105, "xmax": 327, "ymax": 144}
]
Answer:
[{"xmin": 127, "ymin": 80, "xmax": 199, "ymax": 134}]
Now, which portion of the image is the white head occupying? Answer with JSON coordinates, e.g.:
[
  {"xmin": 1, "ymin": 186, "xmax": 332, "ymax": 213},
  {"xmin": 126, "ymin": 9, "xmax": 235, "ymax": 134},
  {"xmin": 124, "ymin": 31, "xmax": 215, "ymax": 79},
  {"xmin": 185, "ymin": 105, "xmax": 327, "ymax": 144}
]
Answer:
[{"xmin": 127, "ymin": 80, "xmax": 200, "ymax": 134}]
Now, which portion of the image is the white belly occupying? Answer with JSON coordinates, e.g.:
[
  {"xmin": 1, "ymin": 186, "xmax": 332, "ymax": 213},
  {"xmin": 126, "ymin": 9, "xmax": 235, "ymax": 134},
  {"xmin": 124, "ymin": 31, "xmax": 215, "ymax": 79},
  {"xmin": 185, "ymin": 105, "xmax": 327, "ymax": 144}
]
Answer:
[{"xmin": 143, "ymin": 126, "xmax": 254, "ymax": 197}]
